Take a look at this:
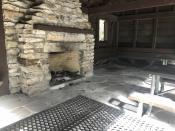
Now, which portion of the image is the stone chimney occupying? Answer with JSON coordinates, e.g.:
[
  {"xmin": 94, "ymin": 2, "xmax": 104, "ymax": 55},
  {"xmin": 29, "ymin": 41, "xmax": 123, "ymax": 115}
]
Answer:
[{"xmin": 2, "ymin": 0, "xmax": 95, "ymax": 95}]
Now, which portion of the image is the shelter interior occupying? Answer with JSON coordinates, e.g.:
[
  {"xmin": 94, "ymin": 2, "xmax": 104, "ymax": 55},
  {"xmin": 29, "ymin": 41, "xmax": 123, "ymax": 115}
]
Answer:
[{"xmin": 1, "ymin": 0, "xmax": 175, "ymax": 130}]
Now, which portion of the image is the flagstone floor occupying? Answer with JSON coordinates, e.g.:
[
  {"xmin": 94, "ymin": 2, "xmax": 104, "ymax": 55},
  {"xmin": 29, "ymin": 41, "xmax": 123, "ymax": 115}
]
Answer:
[{"xmin": 0, "ymin": 64, "xmax": 175, "ymax": 129}]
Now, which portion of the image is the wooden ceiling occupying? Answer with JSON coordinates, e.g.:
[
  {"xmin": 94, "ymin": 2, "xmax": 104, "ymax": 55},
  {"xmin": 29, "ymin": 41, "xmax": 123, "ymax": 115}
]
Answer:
[
  {"xmin": 80, "ymin": 0, "xmax": 109, "ymax": 8},
  {"xmin": 81, "ymin": 0, "xmax": 175, "ymax": 15},
  {"xmin": 81, "ymin": 0, "xmax": 144, "ymax": 8}
]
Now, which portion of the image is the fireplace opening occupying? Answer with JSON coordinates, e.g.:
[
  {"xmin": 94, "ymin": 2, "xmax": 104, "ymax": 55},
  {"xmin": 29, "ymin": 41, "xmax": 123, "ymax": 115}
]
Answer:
[
  {"xmin": 48, "ymin": 51, "xmax": 82, "ymax": 87},
  {"xmin": 49, "ymin": 71, "xmax": 82, "ymax": 86}
]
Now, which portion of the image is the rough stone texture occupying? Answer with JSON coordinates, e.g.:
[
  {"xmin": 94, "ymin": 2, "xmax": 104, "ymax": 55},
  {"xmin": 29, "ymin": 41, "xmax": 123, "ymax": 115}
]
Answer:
[
  {"xmin": 49, "ymin": 51, "xmax": 80, "ymax": 73},
  {"xmin": 2, "ymin": 0, "xmax": 29, "ymax": 93},
  {"xmin": 2, "ymin": 0, "xmax": 95, "ymax": 95}
]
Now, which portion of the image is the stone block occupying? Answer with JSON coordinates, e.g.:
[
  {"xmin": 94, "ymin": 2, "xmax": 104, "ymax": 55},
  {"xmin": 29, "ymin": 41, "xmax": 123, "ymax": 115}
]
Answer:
[
  {"xmin": 46, "ymin": 15, "xmax": 58, "ymax": 22},
  {"xmin": 21, "ymin": 81, "xmax": 50, "ymax": 96},
  {"xmin": 7, "ymin": 48, "xmax": 18, "ymax": 55},
  {"xmin": 18, "ymin": 58, "xmax": 39, "ymax": 66},
  {"xmin": 32, "ymin": 30, "xmax": 46, "ymax": 35},
  {"xmin": 3, "ymin": 4, "xmax": 26, "ymax": 12},
  {"xmin": 7, "ymin": 56, "xmax": 18, "ymax": 64},
  {"xmin": 32, "ymin": 16, "xmax": 45, "ymax": 23},
  {"xmin": 5, "ymin": 27, "xmax": 16, "ymax": 35},
  {"xmin": 4, "ymin": 22, "xmax": 15, "ymax": 27},
  {"xmin": 64, "ymin": 33, "xmax": 86, "ymax": 42},
  {"xmin": 9, "ymin": 77, "xmax": 20, "ymax": 92},
  {"xmin": 12, "ymin": 1, "xmax": 29, "ymax": 8},
  {"xmin": 19, "ymin": 53, "xmax": 48, "ymax": 60},
  {"xmin": 3, "ymin": 10, "xmax": 24, "ymax": 22},
  {"xmin": 18, "ymin": 37, "xmax": 44, "ymax": 43},
  {"xmin": 47, "ymin": 32, "xmax": 64, "ymax": 42},
  {"xmin": 6, "ymin": 41, "xmax": 18, "ymax": 48}
]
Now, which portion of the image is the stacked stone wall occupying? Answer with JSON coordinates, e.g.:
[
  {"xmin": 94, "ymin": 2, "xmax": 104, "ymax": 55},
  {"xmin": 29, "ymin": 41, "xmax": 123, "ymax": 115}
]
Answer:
[{"xmin": 2, "ymin": 0, "xmax": 95, "ymax": 95}]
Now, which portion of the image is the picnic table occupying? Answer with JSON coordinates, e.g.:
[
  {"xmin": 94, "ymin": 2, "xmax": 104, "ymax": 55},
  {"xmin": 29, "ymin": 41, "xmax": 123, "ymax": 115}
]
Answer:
[{"xmin": 129, "ymin": 66, "xmax": 175, "ymax": 116}]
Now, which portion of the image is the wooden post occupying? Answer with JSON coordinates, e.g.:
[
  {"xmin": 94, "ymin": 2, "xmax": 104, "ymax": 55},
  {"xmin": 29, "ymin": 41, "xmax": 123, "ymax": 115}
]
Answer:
[
  {"xmin": 151, "ymin": 75, "xmax": 156, "ymax": 95},
  {"xmin": 147, "ymin": 74, "xmax": 160, "ymax": 115},
  {"xmin": 137, "ymin": 102, "xmax": 144, "ymax": 117},
  {"xmin": 116, "ymin": 21, "xmax": 120, "ymax": 48},
  {"xmin": 0, "ymin": 0, "xmax": 9, "ymax": 96},
  {"xmin": 155, "ymin": 75, "xmax": 160, "ymax": 94},
  {"xmin": 0, "ymin": 81, "xmax": 3, "ymax": 87},
  {"xmin": 133, "ymin": 20, "xmax": 138, "ymax": 48},
  {"xmin": 152, "ymin": 8, "xmax": 159, "ymax": 48},
  {"xmin": 152, "ymin": 18, "xmax": 158, "ymax": 48}
]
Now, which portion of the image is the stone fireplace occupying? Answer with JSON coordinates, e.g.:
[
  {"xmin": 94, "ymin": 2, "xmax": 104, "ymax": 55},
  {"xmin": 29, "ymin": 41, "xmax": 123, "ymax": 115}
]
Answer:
[
  {"xmin": 47, "ymin": 33, "xmax": 88, "ymax": 86},
  {"xmin": 2, "ymin": 0, "xmax": 95, "ymax": 95}
]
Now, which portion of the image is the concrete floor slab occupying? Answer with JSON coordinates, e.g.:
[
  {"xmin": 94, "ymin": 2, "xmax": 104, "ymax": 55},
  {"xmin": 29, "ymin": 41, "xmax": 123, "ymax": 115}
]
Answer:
[{"xmin": 0, "ymin": 64, "xmax": 175, "ymax": 129}]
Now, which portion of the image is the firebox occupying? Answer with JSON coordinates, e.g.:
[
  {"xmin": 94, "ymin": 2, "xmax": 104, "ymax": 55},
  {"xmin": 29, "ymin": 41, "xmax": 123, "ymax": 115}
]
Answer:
[{"xmin": 49, "ymin": 51, "xmax": 82, "ymax": 86}]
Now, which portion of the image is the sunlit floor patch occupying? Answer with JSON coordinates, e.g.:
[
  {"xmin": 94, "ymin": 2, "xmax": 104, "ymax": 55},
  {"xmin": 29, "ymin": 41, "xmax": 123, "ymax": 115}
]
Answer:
[
  {"xmin": 0, "ymin": 107, "xmax": 19, "ymax": 128},
  {"xmin": 108, "ymin": 112, "xmax": 173, "ymax": 131}
]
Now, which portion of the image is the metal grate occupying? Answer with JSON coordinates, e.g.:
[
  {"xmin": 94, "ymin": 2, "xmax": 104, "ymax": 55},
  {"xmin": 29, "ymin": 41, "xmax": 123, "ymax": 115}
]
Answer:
[
  {"xmin": 107, "ymin": 113, "xmax": 166, "ymax": 131},
  {"xmin": 0, "ymin": 95, "xmax": 168, "ymax": 131}
]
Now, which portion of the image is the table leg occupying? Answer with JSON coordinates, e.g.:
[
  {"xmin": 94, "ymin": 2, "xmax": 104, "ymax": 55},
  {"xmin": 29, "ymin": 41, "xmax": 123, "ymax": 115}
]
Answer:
[
  {"xmin": 146, "ymin": 75, "xmax": 160, "ymax": 116},
  {"xmin": 151, "ymin": 75, "xmax": 156, "ymax": 95},
  {"xmin": 155, "ymin": 75, "xmax": 160, "ymax": 95},
  {"xmin": 137, "ymin": 102, "xmax": 144, "ymax": 117}
]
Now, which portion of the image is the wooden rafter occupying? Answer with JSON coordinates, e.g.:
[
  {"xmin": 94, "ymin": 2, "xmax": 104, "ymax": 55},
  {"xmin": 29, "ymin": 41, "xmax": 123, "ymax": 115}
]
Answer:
[
  {"xmin": 119, "ymin": 11, "xmax": 175, "ymax": 21},
  {"xmin": 116, "ymin": 48, "xmax": 175, "ymax": 60},
  {"xmin": 92, "ymin": 14, "xmax": 118, "ymax": 21},
  {"xmin": 88, "ymin": 0, "xmax": 175, "ymax": 15}
]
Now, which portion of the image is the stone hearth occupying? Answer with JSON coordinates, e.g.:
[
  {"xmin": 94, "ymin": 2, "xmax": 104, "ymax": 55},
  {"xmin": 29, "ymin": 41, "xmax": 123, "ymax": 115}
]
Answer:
[{"xmin": 2, "ymin": 0, "xmax": 95, "ymax": 95}]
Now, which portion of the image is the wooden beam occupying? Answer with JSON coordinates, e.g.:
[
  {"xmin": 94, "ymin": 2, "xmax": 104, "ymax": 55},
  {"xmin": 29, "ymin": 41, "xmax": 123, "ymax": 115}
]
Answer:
[
  {"xmin": 117, "ymin": 48, "xmax": 175, "ymax": 54},
  {"xmin": 34, "ymin": 24, "xmax": 93, "ymax": 34},
  {"xmin": 133, "ymin": 20, "xmax": 138, "ymax": 48},
  {"xmin": 116, "ymin": 48, "xmax": 175, "ymax": 60},
  {"xmin": 88, "ymin": 0, "xmax": 175, "ymax": 15},
  {"xmin": 95, "ymin": 14, "xmax": 118, "ymax": 22},
  {"xmin": 119, "ymin": 11, "xmax": 175, "ymax": 21}
]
